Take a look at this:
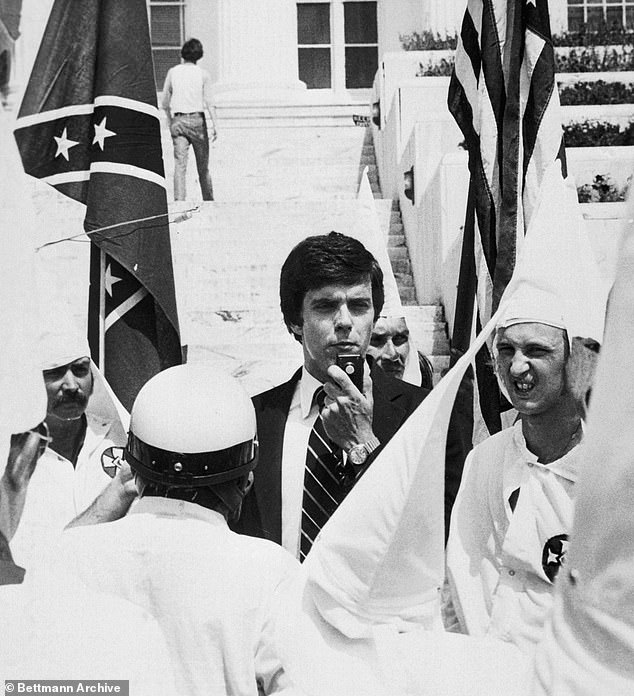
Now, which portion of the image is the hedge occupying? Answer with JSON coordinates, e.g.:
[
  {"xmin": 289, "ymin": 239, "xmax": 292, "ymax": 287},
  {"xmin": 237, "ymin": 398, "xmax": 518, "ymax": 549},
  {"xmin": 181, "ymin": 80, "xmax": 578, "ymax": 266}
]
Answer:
[
  {"xmin": 559, "ymin": 80, "xmax": 634, "ymax": 105},
  {"xmin": 417, "ymin": 48, "xmax": 634, "ymax": 77},
  {"xmin": 403, "ymin": 26, "xmax": 634, "ymax": 51},
  {"xmin": 564, "ymin": 120, "xmax": 634, "ymax": 146},
  {"xmin": 556, "ymin": 48, "xmax": 634, "ymax": 72}
]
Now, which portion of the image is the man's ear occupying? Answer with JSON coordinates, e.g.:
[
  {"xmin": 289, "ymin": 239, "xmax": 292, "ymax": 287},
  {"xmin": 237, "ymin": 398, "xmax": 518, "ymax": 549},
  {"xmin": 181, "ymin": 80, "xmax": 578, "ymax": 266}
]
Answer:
[{"xmin": 289, "ymin": 322, "xmax": 303, "ymax": 341}]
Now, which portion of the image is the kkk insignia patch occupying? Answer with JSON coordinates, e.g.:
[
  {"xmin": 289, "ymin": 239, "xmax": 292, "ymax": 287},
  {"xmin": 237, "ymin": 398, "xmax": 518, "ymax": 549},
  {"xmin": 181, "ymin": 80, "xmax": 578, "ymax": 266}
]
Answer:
[
  {"xmin": 542, "ymin": 534, "xmax": 569, "ymax": 582},
  {"xmin": 101, "ymin": 446, "xmax": 125, "ymax": 478}
]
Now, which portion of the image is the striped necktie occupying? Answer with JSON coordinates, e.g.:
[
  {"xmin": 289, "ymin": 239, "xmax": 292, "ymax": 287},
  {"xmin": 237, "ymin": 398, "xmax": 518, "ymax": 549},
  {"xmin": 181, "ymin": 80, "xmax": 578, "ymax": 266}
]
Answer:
[{"xmin": 300, "ymin": 388, "xmax": 350, "ymax": 561}]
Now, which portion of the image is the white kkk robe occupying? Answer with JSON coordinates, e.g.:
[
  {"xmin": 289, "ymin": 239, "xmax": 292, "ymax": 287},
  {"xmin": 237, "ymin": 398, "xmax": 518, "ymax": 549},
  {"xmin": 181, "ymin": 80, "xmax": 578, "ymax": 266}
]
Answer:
[{"xmin": 446, "ymin": 421, "xmax": 582, "ymax": 654}]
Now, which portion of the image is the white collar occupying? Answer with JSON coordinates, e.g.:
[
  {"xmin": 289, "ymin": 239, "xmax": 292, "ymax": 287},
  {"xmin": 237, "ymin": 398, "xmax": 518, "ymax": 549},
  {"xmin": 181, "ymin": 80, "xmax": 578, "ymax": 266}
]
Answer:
[
  {"xmin": 511, "ymin": 420, "xmax": 583, "ymax": 483},
  {"xmin": 130, "ymin": 496, "xmax": 228, "ymax": 526},
  {"xmin": 299, "ymin": 368, "xmax": 324, "ymax": 419}
]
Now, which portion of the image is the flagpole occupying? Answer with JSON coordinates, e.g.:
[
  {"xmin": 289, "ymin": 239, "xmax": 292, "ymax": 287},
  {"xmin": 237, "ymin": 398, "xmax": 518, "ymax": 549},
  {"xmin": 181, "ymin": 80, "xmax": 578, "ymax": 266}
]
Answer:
[
  {"xmin": 87, "ymin": 242, "xmax": 103, "ymax": 369},
  {"xmin": 99, "ymin": 248, "xmax": 106, "ymax": 370}
]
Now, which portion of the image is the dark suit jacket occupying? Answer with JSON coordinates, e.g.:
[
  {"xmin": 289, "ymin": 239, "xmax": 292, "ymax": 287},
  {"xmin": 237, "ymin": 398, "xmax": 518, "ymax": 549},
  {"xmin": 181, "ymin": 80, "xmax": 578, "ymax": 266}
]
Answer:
[{"xmin": 232, "ymin": 363, "xmax": 430, "ymax": 544}]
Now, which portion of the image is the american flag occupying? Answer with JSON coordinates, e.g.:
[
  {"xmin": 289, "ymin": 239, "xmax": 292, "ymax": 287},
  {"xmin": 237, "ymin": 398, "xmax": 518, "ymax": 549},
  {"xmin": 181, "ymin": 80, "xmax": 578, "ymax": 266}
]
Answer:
[
  {"xmin": 448, "ymin": 0, "xmax": 566, "ymax": 438},
  {"xmin": 14, "ymin": 0, "xmax": 182, "ymax": 411}
]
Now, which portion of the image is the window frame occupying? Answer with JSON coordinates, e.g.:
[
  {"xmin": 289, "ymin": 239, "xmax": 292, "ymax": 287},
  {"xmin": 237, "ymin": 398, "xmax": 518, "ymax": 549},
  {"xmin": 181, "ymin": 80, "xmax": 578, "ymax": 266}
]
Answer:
[
  {"xmin": 148, "ymin": 0, "xmax": 186, "ymax": 89},
  {"xmin": 567, "ymin": 0, "xmax": 634, "ymax": 30}
]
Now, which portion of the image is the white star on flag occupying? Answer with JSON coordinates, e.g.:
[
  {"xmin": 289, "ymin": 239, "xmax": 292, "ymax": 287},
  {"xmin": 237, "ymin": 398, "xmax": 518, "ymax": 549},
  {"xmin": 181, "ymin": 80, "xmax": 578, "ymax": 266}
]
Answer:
[
  {"xmin": 93, "ymin": 117, "xmax": 116, "ymax": 150},
  {"xmin": 104, "ymin": 263, "xmax": 122, "ymax": 296},
  {"xmin": 53, "ymin": 127, "xmax": 79, "ymax": 161},
  {"xmin": 526, "ymin": 0, "xmax": 536, "ymax": 6}
]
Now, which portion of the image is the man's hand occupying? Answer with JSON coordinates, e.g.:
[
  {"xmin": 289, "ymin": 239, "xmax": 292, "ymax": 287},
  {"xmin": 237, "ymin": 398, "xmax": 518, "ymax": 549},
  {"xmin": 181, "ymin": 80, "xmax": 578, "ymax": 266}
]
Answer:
[
  {"xmin": 4, "ymin": 427, "xmax": 47, "ymax": 491},
  {"xmin": 321, "ymin": 365, "xmax": 375, "ymax": 452},
  {"xmin": 66, "ymin": 458, "xmax": 137, "ymax": 529},
  {"xmin": 0, "ymin": 425, "xmax": 49, "ymax": 541}
]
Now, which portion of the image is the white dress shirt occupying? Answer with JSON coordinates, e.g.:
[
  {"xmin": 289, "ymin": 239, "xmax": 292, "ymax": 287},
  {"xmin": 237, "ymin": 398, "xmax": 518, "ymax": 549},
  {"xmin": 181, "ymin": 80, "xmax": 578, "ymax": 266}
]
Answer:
[{"xmin": 281, "ymin": 369, "xmax": 323, "ymax": 558}]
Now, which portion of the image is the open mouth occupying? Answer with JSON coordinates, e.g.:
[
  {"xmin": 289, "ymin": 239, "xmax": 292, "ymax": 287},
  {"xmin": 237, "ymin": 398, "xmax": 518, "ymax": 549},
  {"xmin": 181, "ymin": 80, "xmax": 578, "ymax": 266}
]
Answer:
[{"xmin": 513, "ymin": 381, "xmax": 534, "ymax": 394}]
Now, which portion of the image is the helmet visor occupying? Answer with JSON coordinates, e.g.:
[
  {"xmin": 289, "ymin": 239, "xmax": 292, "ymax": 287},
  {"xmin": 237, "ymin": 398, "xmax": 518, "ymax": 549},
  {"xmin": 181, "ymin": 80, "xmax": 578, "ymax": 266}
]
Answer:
[{"xmin": 125, "ymin": 433, "xmax": 258, "ymax": 488}]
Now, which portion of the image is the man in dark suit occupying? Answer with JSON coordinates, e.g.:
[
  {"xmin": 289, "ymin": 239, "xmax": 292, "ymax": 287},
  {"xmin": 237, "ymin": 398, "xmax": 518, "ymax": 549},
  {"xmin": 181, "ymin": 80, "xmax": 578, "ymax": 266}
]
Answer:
[{"xmin": 233, "ymin": 232, "xmax": 461, "ymax": 558}]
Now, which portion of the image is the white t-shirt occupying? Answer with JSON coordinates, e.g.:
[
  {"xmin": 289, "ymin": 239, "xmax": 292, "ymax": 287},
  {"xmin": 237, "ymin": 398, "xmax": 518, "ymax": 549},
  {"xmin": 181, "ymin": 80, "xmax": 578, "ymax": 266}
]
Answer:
[{"xmin": 163, "ymin": 62, "xmax": 212, "ymax": 115}]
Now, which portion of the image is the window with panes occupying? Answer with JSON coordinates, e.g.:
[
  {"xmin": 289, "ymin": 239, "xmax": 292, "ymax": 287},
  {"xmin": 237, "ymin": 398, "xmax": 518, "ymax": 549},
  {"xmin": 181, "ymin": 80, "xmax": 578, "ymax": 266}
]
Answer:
[
  {"xmin": 148, "ymin": 0, "xmax": 186, "ymax": 89},
  {"xmin": 297, "ymin": 1, "xmax": 377, "ymax": 90},
  {"xmin": 568, "ymin": 0, "xmax": 634, "ymax": 31}
]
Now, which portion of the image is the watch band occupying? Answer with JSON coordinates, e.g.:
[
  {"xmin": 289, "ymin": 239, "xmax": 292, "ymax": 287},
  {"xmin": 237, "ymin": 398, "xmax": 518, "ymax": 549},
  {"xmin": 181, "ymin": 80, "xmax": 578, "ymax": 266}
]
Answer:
[{"xmin": 363, "ymin": 435, "xmax": 381, "ymax": 455}]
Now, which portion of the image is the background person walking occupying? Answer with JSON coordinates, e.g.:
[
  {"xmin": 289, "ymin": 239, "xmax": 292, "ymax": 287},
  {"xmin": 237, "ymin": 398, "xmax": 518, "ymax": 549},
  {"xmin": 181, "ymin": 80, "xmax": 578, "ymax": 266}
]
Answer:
[{"xmin": 162, "ymin": 38, "xmax": 217, "ymax": 201}]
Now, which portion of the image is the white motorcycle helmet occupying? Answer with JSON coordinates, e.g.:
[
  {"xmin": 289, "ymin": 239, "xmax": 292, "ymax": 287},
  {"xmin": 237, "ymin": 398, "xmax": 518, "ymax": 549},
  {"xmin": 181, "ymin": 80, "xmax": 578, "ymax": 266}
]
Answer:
[{"xmin": 126, "ymin": 364, "xmax": 258, "ymax": 489}]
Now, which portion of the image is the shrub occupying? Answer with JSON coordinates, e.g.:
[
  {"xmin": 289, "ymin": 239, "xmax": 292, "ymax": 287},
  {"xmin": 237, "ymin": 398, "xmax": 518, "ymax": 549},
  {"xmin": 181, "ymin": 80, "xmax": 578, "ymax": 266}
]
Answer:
[
  {"xmin": 559, "ymin": 80, "xmax": 634, "ymax": 105},
  {"xmin": 402, "ymin": 24, "xmax": 634, "ymax": 52},
  {"xmin": 577, "ymin": 174, "xmax": 630, "ymax": 202},
  {"xmin": 553, "ymin": 23, "xmax": 634, "ymax": 47},
  {"xmin": 564, "ymin": 120, "xmax": 634, "ymax": 146},
  {"xmin": 400, "ymin": 31, "xmax": 457, "ymax": 51},
  {"xmin": 555, "ymin": 47, "xmax": 634, "ymax": 72},
  {"xmin": 417, "ymin": 58, "xmax": 455, "ymax": 77}
]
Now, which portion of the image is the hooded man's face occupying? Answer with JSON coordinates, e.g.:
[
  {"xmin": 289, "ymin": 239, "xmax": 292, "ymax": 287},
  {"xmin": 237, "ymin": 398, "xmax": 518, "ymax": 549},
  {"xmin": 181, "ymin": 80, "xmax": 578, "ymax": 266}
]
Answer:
[
  {"xmin": 43, "ymin": 356, "xmax": 94, "ymax": 421},
  {"xmin": 495, "ymin": 323, "xmax": 569, "ymax": 418}
]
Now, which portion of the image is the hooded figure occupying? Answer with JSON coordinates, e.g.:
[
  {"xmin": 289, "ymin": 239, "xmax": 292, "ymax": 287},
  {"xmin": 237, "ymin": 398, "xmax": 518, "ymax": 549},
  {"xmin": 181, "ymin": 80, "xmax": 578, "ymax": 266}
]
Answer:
[
  {"xmin": 445, "ymin": 163, "xmax": 609, "ymax": 655},
  {"xmin": 6, "ymin": 307, "xmax": 131, "ymax": 571}
]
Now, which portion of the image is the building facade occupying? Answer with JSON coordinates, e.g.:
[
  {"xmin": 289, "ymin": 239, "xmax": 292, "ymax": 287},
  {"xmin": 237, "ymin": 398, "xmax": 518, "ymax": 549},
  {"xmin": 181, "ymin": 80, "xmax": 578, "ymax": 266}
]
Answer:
[{"xmin": 11, "ymin": 1, "xmax": 634, "ymax": 106}]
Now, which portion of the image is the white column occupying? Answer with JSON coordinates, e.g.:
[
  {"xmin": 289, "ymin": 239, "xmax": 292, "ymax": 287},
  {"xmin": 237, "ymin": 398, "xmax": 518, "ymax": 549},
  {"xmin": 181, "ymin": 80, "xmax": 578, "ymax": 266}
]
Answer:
[{"xmin": 212, "ymin": 0, "xmax": 306, "ymax": 102}]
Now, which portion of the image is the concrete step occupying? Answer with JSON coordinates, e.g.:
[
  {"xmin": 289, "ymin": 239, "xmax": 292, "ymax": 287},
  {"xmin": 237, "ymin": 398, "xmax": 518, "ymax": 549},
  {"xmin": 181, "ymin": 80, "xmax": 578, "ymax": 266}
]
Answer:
[
  {"xmin": 388, "ymin": 246, "xmax": 409, "ymax": 260},
  {"xmin": 388, "ymin": 234, "xmax": 406, "ymax": 247},
  {"xmin": 25, "ymin": 106, "xmax": 451, "ymax": 398},
  {"xmin": 399, "ymin": 287, "xmax": 418, "ymax": 305}
]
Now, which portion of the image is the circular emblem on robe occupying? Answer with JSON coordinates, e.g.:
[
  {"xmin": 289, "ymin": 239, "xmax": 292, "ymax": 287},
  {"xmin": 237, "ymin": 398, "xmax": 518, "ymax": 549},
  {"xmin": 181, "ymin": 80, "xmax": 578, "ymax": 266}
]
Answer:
[
  {"xmin": 101, "ymin": 446, "xmax": 125, "ymax": 478},
  {"xmin": 542, "ymin": 534, "xmax": 569, "ymax": 582}
]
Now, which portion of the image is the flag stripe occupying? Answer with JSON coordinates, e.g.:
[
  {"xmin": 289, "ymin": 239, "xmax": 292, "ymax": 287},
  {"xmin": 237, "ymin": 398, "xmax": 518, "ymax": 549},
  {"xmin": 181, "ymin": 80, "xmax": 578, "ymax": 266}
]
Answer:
[
  {"xmin": 44, "ymin": 170, "xmax": 91, "ymax": 186},
  {"xmin": 94, "ymin": 95, "xmax": 160, "ymax": 119},
  {"xmin": 449, "ymin": 0, "xmax": 567, "ymax": 445},
  {"xmin": 15, "ymin": 104, "xmax": 95, "ymax": 128},
  {"xmin": 105, "ymin": 286, "xmax": 148, "ymax": 331},
  {"xmin": 14, "ymin": 98, "xmax": 159, "ymax": 131},
  {"xmin": 90, "ymin": 162, "xmax": 166, "ymax": 189}
]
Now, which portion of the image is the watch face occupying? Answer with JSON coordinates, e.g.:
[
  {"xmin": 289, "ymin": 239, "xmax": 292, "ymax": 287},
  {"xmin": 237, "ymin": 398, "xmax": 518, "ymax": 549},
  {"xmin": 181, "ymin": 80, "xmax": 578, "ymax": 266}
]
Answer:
[{"xmin": 348, "ymin": 446, "xmax": 367, "ymax": 466}]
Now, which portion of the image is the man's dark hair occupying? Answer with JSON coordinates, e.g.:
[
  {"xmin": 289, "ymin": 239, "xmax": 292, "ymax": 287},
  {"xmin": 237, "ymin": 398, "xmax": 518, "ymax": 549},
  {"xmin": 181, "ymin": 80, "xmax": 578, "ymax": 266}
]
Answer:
[
  {"xmin": 181, "ymin": 38, "xmax": 203, "ymax": 63},
  {"xmin": 280, "ymin": 231, "xmax": 384, "ymax": 342}
]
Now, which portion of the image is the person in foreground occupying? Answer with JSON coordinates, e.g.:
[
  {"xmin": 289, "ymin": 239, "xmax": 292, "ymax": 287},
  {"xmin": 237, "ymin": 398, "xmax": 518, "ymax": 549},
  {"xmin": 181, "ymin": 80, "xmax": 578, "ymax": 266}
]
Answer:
[
  {"xmin": 46, "ymin": 365, "xmax": 300, "ymax": 696},
  {"xmin": 445, "ymin": 282, "xmax": 601, "ymax": 654},
  {"xmin": 0, "ymin": 423, "xmax": 175, "ymax": 692}
]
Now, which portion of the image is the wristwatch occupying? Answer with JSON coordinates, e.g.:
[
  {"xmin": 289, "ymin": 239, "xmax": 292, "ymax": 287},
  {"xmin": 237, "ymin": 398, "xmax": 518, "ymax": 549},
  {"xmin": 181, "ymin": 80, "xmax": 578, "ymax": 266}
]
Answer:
[{"xmin": 347, "ymin": 436, "xmax": 381, "ymax": 467}]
